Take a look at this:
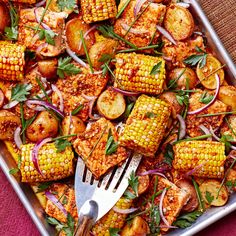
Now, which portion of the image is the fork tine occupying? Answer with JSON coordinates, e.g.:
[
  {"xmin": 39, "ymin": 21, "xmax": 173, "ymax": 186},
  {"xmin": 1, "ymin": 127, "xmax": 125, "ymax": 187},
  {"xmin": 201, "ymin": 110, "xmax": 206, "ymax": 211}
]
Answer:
[
  {"xmin": 85, "ymin": 167, "xmax": 93, "ymax": 184},
  {"xmin": 76, "ymin": 157, "xmax": 86, "ymax": 180}
]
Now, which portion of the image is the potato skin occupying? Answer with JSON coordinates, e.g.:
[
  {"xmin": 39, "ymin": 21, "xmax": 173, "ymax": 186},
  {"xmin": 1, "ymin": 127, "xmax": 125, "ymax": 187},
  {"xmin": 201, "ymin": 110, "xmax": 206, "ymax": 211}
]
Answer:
[
  {"xmin": 38, "ymin": 59, "xmax": 58, "ymax": 79},
  {"xmin": 89, "ymin": 39, "xmax": 118, "ymax": 69},
  {"xmin": 218, "ymin": 85, "xmax": 236, "ymax": 110},
  {"xmin": 0, "ymin": 3, "xmax": 10, "ymax": 33},
  {"xmin": 168, "ymin": 67, "xmax": 198, "ymax": 89},
  {"xmin": 65, "ymin": 17, "xmax": 96, "ymax": 55},
  {"xmin": 0, "ymin": 88, "xmax": 4, "ymax": 108},
  {"xmin": 0, "ymin": 110, "xmax": 21, "ymax": 140},
  {"xmin": 26, "ymin": 111, "xmax": 59, "ymax": 142},
  {"xmin": 164, "ymin": 4, "xmax": 194, "ymax": 41}
]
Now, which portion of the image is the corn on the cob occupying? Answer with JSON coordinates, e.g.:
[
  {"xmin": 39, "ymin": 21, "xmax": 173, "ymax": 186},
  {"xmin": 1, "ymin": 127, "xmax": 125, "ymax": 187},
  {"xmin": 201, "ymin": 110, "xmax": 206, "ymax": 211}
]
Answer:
[
  {"xmin": 1, "ymin": 0, "xmax": 36, "ymax": 3},
  {"xmin": 115, "ymin": 53, "xmax": 166, "ymax": 95},
  {"xmin": 173, "ymin": 141, "xmax": 226, "ymax": 178},
  {"xmin": 20, "ymin": 143, "xmax": 74, "ymax": 182},
  {"xmin": 0, "ymin": 41, "xmax": 25, "ymax": 81},
  {"xmin": 81, "ymin": 0, "xmax": 117, "ymax": 24},
  {"xmin": 119, "ymin": 95, "xmax": 171, "ymax": 157},
  {"xmin": 92, "ymin": 197, "xmax": 132, "ymax": 236}
]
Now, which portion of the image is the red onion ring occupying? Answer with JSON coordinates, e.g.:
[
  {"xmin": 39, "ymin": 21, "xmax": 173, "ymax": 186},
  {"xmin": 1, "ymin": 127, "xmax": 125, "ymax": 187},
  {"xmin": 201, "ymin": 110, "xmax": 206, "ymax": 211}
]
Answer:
[
  {"xmin": 188, "ymin": 74, "xmax": 220, "ymax": 115},
  {"xmin": 111, "ymin": 87, "xmax": 140, "ymax": 96},
  {"xmin": 32, "ymin": 137, "xmax": 52, "ymax": 175},
  {"xmin": 138, "ymin": 169, "xmax": 167, "ymax": 179},
  {"xmin": 209, "ymin": 126, "xmax": 220, "ymax": 141},
  {"xmin": 159, "ymin": 225, "xmax": 178, "ymax": 229},
  {"xmin": 45, "ymin": 190, "xmax": 68, "ymax": 216},
  {"xmin": 33, "ymin": 89, "xmax": 52, "ymax": 99},
  {"xmin": 176, "ymin": 114, "xmax": 186, "ymax": 139},
  {"xmin": 134, "ymin": 0, "xmax": 147, "ymax": 17},
  {"xmin": 185, "ymin": 163, "xmax": 205, "ymax": 177},
  {"xmin": 92, "ymin": 70, "xmax": 103, "ymax": 75},
  {"xmin": 69, "ymin": 112, "xmax": 73, "ymax": 135},
  {"xmin": 159, "ymin": 188, "xmax": 169, "ymax": 226},
  {"xmin": 34, "ymin": 7, "xmax": 51, "ymax": 30},
  {"xmin": 113, "ymin": 206, "xmax": 138, "ymax": 214},
  {"xmin": 66, "ymin": 46, "xmax": 88, "ymax": 68},
  {"xmin": 3, "ymin": 100, "xmax": 19, "ymax": 109},
  {"xmin": 35, "ymin": 0, "xmax": 46, "ymax": 7},
  {"xmin": 81, "ymin": 94, "xmax": 100, "ymax": 120},
  {"xmin": 78, "ymin": 25, "xmax": 97, "ymax": 50},
  {"xmin": 121, "ymin": 23, "xmax": 148, "ymax": 35},
  {"xmin": 51, "ymin": 84, "xmax": 64, "ymax": 112},
  {"xmin": 199, "ymin": 125, "xmax": 212, "ymax": 141},
  {"xmin": 156, "ymin": 25, "xmax": 177, "ymax": 45},
  {"xmin": 14, "ymin": 127, "xmax": 22, "ymax": 149},
  {"xmin": 229, "ymin": 155, "xmax": 236, "ymax": 160},
  {"xmin": 176, "ymin": 2, "xmax": 190, "ymax": 8}
]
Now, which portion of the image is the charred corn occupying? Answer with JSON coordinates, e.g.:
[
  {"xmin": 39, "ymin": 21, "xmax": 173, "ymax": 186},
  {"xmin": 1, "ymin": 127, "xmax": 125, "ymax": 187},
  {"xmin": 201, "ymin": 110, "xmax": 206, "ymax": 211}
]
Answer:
[
  {"xmin": 173, "ymin": 141, "xmax": 226, "ymax": 178},
  {"xmin": 92, "ymin": 197, "xmax": 132, "ymax": 236},
  {"xmin": 1, "ymin": 0, "xmax": 36, "ymax": 3},
  {"xmin": 119, "ymin": 95, "xmax": 171, "ymax": 157},
  {"xmin": 115, "ymin": 53, "xmax": 165, "ymax": 95},
  {"xmin": 0, "ymin": 41, "xmax": 25, "ymax": 81},
  {"xmin": 20, "ymin": 143, "xmax": 74, "ymax": 182},
  {"xmin": 81, "ymin": 0, "xmax": 117, "ymax": 24}
]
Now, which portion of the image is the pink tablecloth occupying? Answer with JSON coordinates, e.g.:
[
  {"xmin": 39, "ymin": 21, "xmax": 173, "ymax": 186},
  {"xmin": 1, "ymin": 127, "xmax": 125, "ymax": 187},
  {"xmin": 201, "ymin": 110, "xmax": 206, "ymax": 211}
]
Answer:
[{"xmin": 0, "ymin": 169, "xmax": 236, "ymax": 236}]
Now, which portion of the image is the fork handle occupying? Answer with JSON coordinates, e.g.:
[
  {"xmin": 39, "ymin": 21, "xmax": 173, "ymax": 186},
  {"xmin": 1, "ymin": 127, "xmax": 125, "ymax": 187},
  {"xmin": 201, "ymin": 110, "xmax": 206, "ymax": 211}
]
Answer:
[{"xmin": 74, "ymin": 215, "xmax": 93, "ymax": 236}]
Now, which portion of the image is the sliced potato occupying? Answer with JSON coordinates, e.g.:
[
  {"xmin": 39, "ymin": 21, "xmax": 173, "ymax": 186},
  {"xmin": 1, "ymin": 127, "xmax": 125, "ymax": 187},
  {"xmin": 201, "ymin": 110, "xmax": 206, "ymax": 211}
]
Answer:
[
  {"xmin": 0, "ymin": 110, "xmax": 21, "ymax": 140},
  {"xmin": 0, "ymin": 3, "xmax": 10, "ymax": 33},
  {"xmin": 38, "ymin": 59, "xmax": 58, "ymax": 79},
  {"xmin": 164, "ymin": 4, "xmax": 194, "ymax": 41},
  {"xmin": 89, "ymin": 39, "xmax": 118, "ymax": 69},
  {"xmin": 26, "ymin": 111, "xmax": 58, "ymax": 142},
  {"xmin": 199, "ymin": 179, "xmax": 228, "ymax": 206},
  {"xmin": 196, "ymin": 55, "xmax": 224, "ymax": 89},
  {"xmin": 175, "ymin": 179, "xmax": 198, "ymax": 212},
  {"xmin": 65, "ymin": 17, "xmax": 96, "ymax": 55},
  {"xmin": 97, "ymin": 88, "xmax": 126, "ymax": 120},
  {"xmin": 121, "ymin": 216, "xmax": 150, "ymax": 236},
  {"xmin": 218, "ymin": 85, "xmax": 236, "ymax": 110},
  {"xmin": 168, "ymin": 67, "xmax": 198, "ymax": 89}
]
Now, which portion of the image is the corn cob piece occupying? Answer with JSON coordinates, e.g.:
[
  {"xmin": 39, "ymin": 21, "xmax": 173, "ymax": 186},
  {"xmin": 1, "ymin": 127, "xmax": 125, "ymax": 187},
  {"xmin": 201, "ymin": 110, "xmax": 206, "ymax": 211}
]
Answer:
[
  {"xmin": 1, "ymin": 0, "xmax": 36, "ymax": 3},
  {"xmin": 81, "ymin": 0, "xmax": 117, "ymax": 24},
  {"xmin": 92, "ymin": 197, "xmax": 133, "ymax": 236},
  {"xmin": 115, "ymin": 53, "xmax": 166, "ymax": 95},
  {"xmin": 173, "ymin": 141, "xmax": 226, "ymax": 178},
  {"xmin": 120, "ymin": 95, "xmax": 171, "ymax": 157},
  {"xmin": 0, "ymin": 41, "xmax": 25, "ymax": 81},
  {"xmin": 20, "ymin": 143, "xmax": 74, "ymax": 182}
]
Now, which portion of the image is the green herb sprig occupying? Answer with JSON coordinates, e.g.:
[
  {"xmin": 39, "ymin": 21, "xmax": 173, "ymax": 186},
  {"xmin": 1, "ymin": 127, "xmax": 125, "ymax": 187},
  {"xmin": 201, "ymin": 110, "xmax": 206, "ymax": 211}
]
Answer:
[
  {"xmin": 11, "ymin": 84, "xmax": 32, "ymax": 103},
  {"xmin": 199, "ymin": 91, "xmax": 214, "ymax": 104},
  {"xmin": 71, "ymin": 104, "xmax": 84, "ymax": 116},
  {"xmin": 105, "ymin": 128, "xmax": 118, "ymax": 155},
  {"xmin": 109, "ymin": 228, "xmax": 120, "ymax": 236},
  {"xmin": 57, "ymin": 0, "xmax": 77, "ymax": 12},
  {"xmin": 116, "ymin": 0, "xmax": 131, "ymax": 18},
  {"xmin": 150, "ymin": 61, "xmax": 162, "ymax": 75},
  {"xmin": 173, "ymin": 211, "xmax": 202, "ymax": 228},
  {"xmin": 124, "ymin": 170, "xmax": 139, "ymax": 199}
]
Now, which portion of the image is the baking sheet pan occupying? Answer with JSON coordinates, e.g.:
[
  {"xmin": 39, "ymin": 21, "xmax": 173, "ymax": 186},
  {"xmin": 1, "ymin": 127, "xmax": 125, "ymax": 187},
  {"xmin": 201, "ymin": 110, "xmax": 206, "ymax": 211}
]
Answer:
[{"xmin": 0, "ymin": 0, "xmax": 236, "ymax": 235}]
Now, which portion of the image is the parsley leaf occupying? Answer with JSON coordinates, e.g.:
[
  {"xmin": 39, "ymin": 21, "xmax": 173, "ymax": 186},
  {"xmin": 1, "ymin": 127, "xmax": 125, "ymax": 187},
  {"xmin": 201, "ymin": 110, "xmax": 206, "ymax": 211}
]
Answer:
[
  {"xmin": 57, "ymin": 0, "xmax": 77, "ymax": 11},
  {"xmin": 150, "ymin": 61, "xmax": 162, "ymax": 75},
  {"xmin": 149, "ymin": 206, "xmax": 161, "ymax": 234},
  {"xmin": 199, "ymin": 91, "xmax": 214, "ymax": 104},
  {"xmin": 105, "ymin": 129, "xmax": 118, "ymax": 155},
  {"xmin": 145, "ymin": 112, "xmax": 158, "ymax": 118},
  {"xmin": 173, "ymin": 211, "xmax": 202, "ymax": 228},
  {"xmin": 225, "ymin": 180, "xmax": 236, "ymax": 189},
  {"xmin": 57, "ymin": 57, "xmax": 81, "ymax": 79},
  {"xmin": 54, "ymin": 139, "xmax": 72, "ymax": 153},
  {"xmin": 9, "ymin": 168, "xmax": 19, "ymax": 175},
  {"xmin": 220, "ymin": 135, "xmax": 234, "ymax": 152},
  {"xmin": 124, "ymin": 170, "xmax": 139, "ymax": 199},
  {"xmin": 38, "ymin": 29, "xmax": 56, "ymax": 45},
  {"xmin": 163, "ymin": 144, "xmax": 174, "ymax": 166},
  {"xmin": 205, "ymin": 191, "xmax": 214, "ymax": 204},
  {"xmin": 11, "ymin": 84, "xmax": 32, "ymax": 102},
  {"xmin": 109, "ymin": 228, "xmax": 120, "ymax": 236},
  {"xmin": 36, "ymin": 182, "xmax": 52, "ymax": 193},
  {"xmin": 71, "ymin": 104, "xmax": 83, "ymax": 116},
  {"xmin": 183, "ymin": 47, "xmax": 207, "ymax": 68}
]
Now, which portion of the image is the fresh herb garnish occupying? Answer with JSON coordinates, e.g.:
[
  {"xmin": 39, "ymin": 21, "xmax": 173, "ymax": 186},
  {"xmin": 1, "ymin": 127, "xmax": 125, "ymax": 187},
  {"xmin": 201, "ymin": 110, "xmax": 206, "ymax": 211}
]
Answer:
[
  {"xmin": 105, "ymin": 128, "xmax": 118, "ymax": 155},
  {"xmin": 225, "ymin": 180, "xmax": 236, "ymax": 189},
  {"xmin": 57, "ymin": 0, "xmax": 77, "ymax": 11},
  {"xmin": 205, "ymin": 191, "xmax": 214, "ymax": 204},
  {"xmin": 109, "ymin": 228, "xmax": 120, "ymax": 236},
  {"xmin": 54, "ymin": 139, "xmax": 72, "ymax": 152},
  {"xmin": 99, "ymin": 54, "xmax": 113, "ymax": 76},
  {"xmin": 220, "ymin": 134, "xmax": 234, "ymax": 153},
  {"xmin": 199, "ymin": 91, "xmax": 214, "ymax": 104},
  {"xmin": 225, "ymin": 117, "xmax": 236, "ymax": 138},
  {"xmin": 192, "ymin": 177, "xmax": 205, "ymax": 212},
  {"xmin": 173, "ymin": 134, "xmax": 212, "ymax": 144},
  {"xmin": 38, "ymin": 28, "xmax": 56, "ymax": 45},
  {"xmin": 97, "ymin": 25, "xmax": 137, "ymax": 49},
  {"xmin": 9, "ymin": 156, "xmax": 21, "ymax": 175},
  {"xmin": 11, "ymin": 84, "xmax": 32, "ymax": 102},
  {"xmin": 62, "ymin": 196, "xmax": 68, "ymax": 205},
  {"xmin": 197, "ymin": 111, "xmax": 236, "ymax": 117},
  {"xmin": 150, "ymin": 61, "xmax": 162, "ymax": 75},
  {"xmin": 163, "ymin": 144, "xmax": 174, "ymax": 166},
  {"xmin": 123, "ymin": 102, "xmax": 134, "ymax": 119},
  {"xmin": 36, "ymin": 182, "xmax": 52, "ymax": 193},
  {"xmin": 71, "ymin": 104, "xmax": 83, "ymax": 116},
  {"xmin": 116, "ymin": 0, "xmax": 131, "ymax": 18},
  {"xmin": 117, "ymin": 43, "xmax": 163, "ymax": 53},
  {"xmin": 35, "ymin": 77, "xmax": 52, "ymax": 103},
  {"xmin": 173, "ymin": 211, "xmax": 202, "ymax": 228},
  {"xmin": 4, "ymin": 3, "xmax": 19, "ymax": 40},
  {"xmin": 145, "ymin": 112, "xmax": 158, "ymax": 118},
  {"xmin": 183, "ymin": 46, "xmax": 207, "ymax": 68},
  {"xmin": 57, "ymin": 57, "xmax": 81, "ymax": 79},
  {"xmin": 124, "ymin": 170, "xmax": 139, "ymax": 199},
  {"xmin": 167, "ymin": 68, "xmax": 186, "ymax": 90}
]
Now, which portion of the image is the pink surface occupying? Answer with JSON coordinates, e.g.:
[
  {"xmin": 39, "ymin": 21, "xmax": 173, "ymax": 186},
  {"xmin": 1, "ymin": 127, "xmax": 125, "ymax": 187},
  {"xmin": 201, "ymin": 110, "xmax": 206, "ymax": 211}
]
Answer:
[{"xmin": 0, "ymin": 169, "xmax": 236, "ymax": 236}]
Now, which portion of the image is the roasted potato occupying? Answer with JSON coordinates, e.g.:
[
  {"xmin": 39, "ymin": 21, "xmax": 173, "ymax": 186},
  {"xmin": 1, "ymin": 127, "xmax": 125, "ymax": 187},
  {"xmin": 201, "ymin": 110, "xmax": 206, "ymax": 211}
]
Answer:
[
  {"xmin": 0, "ymin": 88, "xmax": 4, "ymax": 108},
  {"xmin": 159, "ymin": 91, "xmax": 182, "ymax": 118},
  {"xmin": 26, "ymin": 111, "xmax": 59, "ymax": 142},
  {"xmin": 164, "ymin": 4, "xmax": 194, "ymax": 41},
  {"xmin": 168, "ymin": 67, "xmax": 198, "ymax": 89},
  {"xmin": 175, "ymin": 179, "xmax": 198, "ymax": 212},
  {"xmin": 89, "ymin": 39, "xmax": 118, "ymax": 69},
  {"xmin": 196, "ymin": 55, "xmax": 224, "ymax": 89},
  {"xmin": 121, "ymin": 216, "xmax": 150, "ymax": 236},
  {"xmin": 226, "ymin": 169, "xmax": 236, "ymax": 192},
  {"xmin": 97, "ymin": 88, "xmax": 126, "ymax": 120},
  {"xmin": 0, "ymin": 110, "xmax": 21, "ymax": 140},
  {"xmin": 220, "ymin": 115, "xmax": 236, "ymax": 142},
  {"xmin": 218, "ymin": 85, "xmax": 236, "ymax": 110},
  {"xmin": 0, "ymin": 3, "xmax": 10, "ymax": 33},
  {"xmin": 65, "ymin": 17, "xmax": 96, "ymax": 55},
  {"xmin": 38, "ymin": 59, "xmax": 58, "ymax": 79},
  {"xmin": 199, "ymin": 180, "xmax": 228, "ymax": 206},
  {"xmin": 61, "ymin": 116, "xmax": 86, "ymax": 137}
]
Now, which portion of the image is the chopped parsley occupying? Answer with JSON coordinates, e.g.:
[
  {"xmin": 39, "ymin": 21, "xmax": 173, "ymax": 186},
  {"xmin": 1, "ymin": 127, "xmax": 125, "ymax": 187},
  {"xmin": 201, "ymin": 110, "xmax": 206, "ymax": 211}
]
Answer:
[
  {"xmin": 173, "ymin": 211, "xmax": 202, "ymax": 228},
  {"xmin": 205, "ymin": 191, "xmax": 214, "ymax": 204},
  {"xmin": 54, "ymin": 139, "xmax": 72, "ymax": 153},
  {"xmin": 9, "ymin": 156, "xmax": 21, "ymax": 175},
  {"xmin": 105, "ymin": 128, "xmax": 118, "ymax": 155},
  {"xmin": 38, "ymin": 28, "xmax": 56, "ymax": 45},
  {"xmin": 109, "ymin": 228, "xmax": 120, "ymax": 236},
  {"xmin": 150, "ymin": 61, "xmax": 162, "ymax": 75},
  {"xmin": 220, "ymin": 134, "xmax": 234, "ymax": 153},
  {"xmin": 57, "ymin": 0, "xmax": 77, "ymax": 12},
  {"xmin": 199, "ymin": 91, "xmax": 214, "ymax": 104},
  {"xmin": 36, "ymin": 182, "xmax": 52, "ymax": 193},
  {"xmin": 11, "ymin": 83, "xmax": 32, "ymax": 102},
  {"xmin": 163, "ymin": 144, "xmax": 174, "ymax": 166},
  {"xmin": 124, "ymin": 170, "xmax": 139, "ymax": 199}
]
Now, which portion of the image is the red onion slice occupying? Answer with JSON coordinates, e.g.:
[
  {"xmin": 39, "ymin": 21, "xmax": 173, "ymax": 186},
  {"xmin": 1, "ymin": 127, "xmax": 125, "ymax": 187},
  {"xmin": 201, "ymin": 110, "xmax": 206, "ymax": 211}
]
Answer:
[
  {"xmin": 33, "ymin": 89, "xmax": 52, "ymax": 99},
  {"xmin": 111, "ymin": 87, "xmax": 140, "ymax": 96},
  {"xmin": 78, "ymin": 25, "xmax": 97, "ymax": 50},
  {"xmin": 209, "ymin": 126, "xmax": 220, "ymax": 141},
  {"xmin": 14, "ymin": 127, "xmax": 22, "ymax": 149},
  {"xmin": 188, "ymin": 74, "xmax": 220, "ymax": 115},
  {"xmin": 66, "ymin": 46, "xmax": 88, "ymax": 68},
  {"xmin": 156, "ymin": 25, "xmax": 177, "ymax": 45},
  {"xmin": 113, "ymin": 206, "xmax": 138, "ymax": 214},
  {"xmin": 81, "ymin": 94, "xmax": 100, "ymax": 120},
  {"xmin": 35, "ymin": 0, "xmax": 46, "ymax": 7},
  {"xmin": 51, "ymin": 84, "xmax": 64, "ymax": 112},
  {"xmin": 199, "ymin": 125, "xmax": 212, "ymax": 141},
  {"xmin": 176, "ymin": 2, "xmax": 190, "ymax": 8},
  {"xmin": 159, "ymin": 188, "xmax": 169, "ymax": 226},
  {"xmin": 32, "ymin": 137, "xmax": 52, "ymax": 175},
  {"xmin": 159, "ymin": 225, "xmax": 178, "ymax": 229},
  {"xmin": 134, "ymin": 0, "xmax": 147, "ymax": 17},
  {"xmin": 176, "ymin": 114, "xmax": 186, "ymax": 139},
  {"xmin": 45, "ymin": 190, "xmax": 68, "ymax": 216},
  {"xmin": 185, "ymin": 163, "xmax": 205, "ymax": 177},
  {"xmin": 3, "ymin": 100, "xmax": 19, "ymax": 109},
  {"xmin": 138, "ymin": 170, "xmax": 167, "ymax": 179},
  {"xmin": 121, "ymin": 23, "xmax": 148, "ymax": 35},
  {"xmin": 229, "ymin": 155, "xmax": 236, "ymax": 160},
  {"xmin": 27, "ymin": 100, "xmax": 65, "ymax": 118},
  {"xmin": 34, "ymin": 7, "xmax": 51, "ymax": 30}
]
